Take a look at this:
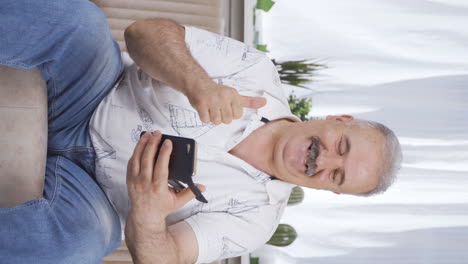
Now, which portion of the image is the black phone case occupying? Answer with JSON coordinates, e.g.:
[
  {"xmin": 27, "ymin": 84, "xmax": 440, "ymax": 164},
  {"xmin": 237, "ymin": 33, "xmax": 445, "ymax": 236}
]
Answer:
[
  {"xmin": 157, "ymin": 134, "xmax": 196, "ymax": 181},
  {"xmin": 140, "ymin": 132, "xmax": 208, "ymax": 203}
]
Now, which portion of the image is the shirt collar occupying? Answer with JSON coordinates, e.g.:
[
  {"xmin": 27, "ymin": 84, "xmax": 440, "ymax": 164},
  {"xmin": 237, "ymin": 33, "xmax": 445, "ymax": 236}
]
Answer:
[
  {"xmin": 198, "ymin": 140, "xmax": 295, "ymax": 205},
  {"xmin": 197, "ymin": 104, "xmax": 299, "ymax": 205}
]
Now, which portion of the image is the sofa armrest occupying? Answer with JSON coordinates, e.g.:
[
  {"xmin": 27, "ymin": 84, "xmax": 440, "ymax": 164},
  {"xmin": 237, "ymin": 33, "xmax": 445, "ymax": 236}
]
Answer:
[{"xmin": 0, "ymin": 65, "xmax": 47, "ymax": 208}]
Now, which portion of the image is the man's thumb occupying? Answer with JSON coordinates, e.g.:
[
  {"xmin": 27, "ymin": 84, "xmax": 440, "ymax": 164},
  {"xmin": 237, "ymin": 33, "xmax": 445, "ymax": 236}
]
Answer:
[
  {"xmin": 176, "ymin": 184, "xmax": 207, "ymax": 208},
  {"xmin": 240, "ymin": 96, "xmax": 267, "ymax": 109}
]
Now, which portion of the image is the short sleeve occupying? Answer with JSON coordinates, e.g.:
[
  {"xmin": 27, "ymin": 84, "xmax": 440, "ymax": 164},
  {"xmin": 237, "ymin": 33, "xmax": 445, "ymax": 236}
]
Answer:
[
  {"xmin": 185, "ymin": 201, "xmax": 288, "ymax": 264},
  {"xmin": 184, "ymin": 26, "xmax": 267, "ymax": 78}
]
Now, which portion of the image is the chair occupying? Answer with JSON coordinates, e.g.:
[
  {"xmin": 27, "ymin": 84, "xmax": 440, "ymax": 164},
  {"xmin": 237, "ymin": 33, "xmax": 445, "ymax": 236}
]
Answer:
[{"xmin": 0, "ymin": 1, "xmax": 232, "ymax": 263}]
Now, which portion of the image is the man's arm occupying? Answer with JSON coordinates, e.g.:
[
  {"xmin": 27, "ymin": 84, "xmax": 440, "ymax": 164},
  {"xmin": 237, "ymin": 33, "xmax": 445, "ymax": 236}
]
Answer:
[
  {"xmin": 125, "ymin": 218, "xmax": 197, "ymax": 264},
  {"xmin": 124, "ymin": 19, "xmax": 207, "ymax": 100},
  {"xmin": 125, "ymin": 131, "xmax": 205, "ymax": 264},
  {"xmin": 124, "ymin": 19, "xmax": 266, "ymax": 125}
]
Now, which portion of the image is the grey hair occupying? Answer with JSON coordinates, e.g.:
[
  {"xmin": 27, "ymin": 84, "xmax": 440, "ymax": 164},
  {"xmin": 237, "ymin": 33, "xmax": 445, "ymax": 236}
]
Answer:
[{"xmin": 346, "ymin": 119, "xmax": 403, "ymax": 197}]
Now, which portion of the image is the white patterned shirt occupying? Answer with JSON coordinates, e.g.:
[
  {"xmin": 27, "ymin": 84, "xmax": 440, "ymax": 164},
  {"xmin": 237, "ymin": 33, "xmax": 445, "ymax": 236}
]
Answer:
[{"xmin": 89, "ymin": 26, "xmax": 300, "ymax": 263}]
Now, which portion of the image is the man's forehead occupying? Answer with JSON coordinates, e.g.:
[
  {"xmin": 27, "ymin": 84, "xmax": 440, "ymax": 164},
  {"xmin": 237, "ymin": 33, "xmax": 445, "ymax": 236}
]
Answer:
[
  {"xmin": 344, "ymin": 127, "xmax": 383, "ymax": 192},
  {"xmin": 346, "ymin": 123, "xmax": 384, "ymax": 145},
  {"xmin": 345, "ymin": 157, "xmax": 380, "ymax": 193}
]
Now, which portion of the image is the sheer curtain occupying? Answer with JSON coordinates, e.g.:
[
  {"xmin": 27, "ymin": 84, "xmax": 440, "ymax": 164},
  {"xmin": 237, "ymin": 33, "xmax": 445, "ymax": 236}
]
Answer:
[{"xmin": 257, "ymin": 1, "xmax": 468, "ymax": 263}]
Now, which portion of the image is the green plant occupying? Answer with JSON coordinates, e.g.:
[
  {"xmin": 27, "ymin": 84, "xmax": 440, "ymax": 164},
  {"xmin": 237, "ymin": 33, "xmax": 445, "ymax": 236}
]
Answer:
[
  {"xmin": 267, "ymin": 223, "xmax": 298, "ymax": 247},
  {"xmin": 273, "ymin": 59, "xmax": 326, "ymax": 89},
  {"xmin": 288, "ymin": 93, "xmax": 312, "ymax": 121},
  {"xmin": 287, "ymin": 186, "xmax": 305, "ymax": 206},
  {"xmin": 256, "ymin": 44, "xmax": 269, "ymax": 52},
  {"xmin": 256, "ymin": 0, "xmax": 275, "ymax": 12},
  {"xmin": 250, "ymin": 256, "xmax": 260, "ymax": 264}
]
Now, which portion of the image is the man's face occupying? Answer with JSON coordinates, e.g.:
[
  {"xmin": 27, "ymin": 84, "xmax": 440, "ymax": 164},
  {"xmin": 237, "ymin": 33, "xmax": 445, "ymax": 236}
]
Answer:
[{"xmin": 272, "ymin": 115, "xmax": 384, "ymax": 194}]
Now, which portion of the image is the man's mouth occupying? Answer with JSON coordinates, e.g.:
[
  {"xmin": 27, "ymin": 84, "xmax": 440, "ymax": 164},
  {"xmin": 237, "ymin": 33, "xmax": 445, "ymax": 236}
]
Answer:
[{"xmin": 305, "ymin": 136, "xmax": 320, "ymax": 177}]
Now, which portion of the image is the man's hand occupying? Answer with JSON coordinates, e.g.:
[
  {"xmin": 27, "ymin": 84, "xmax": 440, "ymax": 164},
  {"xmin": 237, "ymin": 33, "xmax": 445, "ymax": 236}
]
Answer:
[
  {"xmin": 125, "ymin": 19, "xmax": 267, "ymax": 126},
  {"xmin": 125, "ymin": 131, "xmax": 205, "ymax": 264},
  {"xmin": 126, "ymin": 131, "xmax": 204, "ymax": 222},
  {"xmin": 186, "ymin": 81, "xmax": 267, "ymax": 125}
]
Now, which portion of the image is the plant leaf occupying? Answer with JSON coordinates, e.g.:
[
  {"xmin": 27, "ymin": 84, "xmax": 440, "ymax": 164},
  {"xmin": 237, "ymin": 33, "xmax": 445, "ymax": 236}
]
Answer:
[
  {"xmin": 256, "ymin": 44, "xmax": 270, "ymax": 52},
  {"xmin": 256, "ymin": 0, "xmax": 275, "ymax": 12}
]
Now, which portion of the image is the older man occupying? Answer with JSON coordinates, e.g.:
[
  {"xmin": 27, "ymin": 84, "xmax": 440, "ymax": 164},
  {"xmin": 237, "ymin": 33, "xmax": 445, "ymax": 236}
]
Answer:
[{"xmin": 0, "ymin": 1, "xmax": 401, "ymax": 264}]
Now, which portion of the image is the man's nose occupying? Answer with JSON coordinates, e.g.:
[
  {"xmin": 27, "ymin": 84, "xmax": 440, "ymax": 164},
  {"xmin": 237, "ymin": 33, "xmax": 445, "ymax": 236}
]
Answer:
[{"xmin": 316, "ymin": 149, "xmax": 343, "ymax": 171}]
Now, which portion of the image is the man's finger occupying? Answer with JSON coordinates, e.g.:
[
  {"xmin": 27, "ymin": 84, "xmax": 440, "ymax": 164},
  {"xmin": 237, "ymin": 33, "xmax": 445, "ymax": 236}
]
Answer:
[
  {"xmin": 153, "ymin": 139, "xmax": 172, "ymax": 189},
  {"xmin": 198, "ymin": 106, "xmax": 210, "ymax": 124},
  {"xmin": 175, "ymin": 184, "xmax": 207, "ymax": 209},
  {"xmin": 140, "ymin": 132, "xmax": 162, "ymax": 182},
  {"xmin": 174, "ymin": 188, "xmax": 196, "ymax": 209},
  {"xmin": 231, "ymin": 94, "xmax": 243, "ymax": 119},
  {"xmin": 232, "ymin": 102, "xmax": 243, "ymax": 119},
  {"xmin": 128, "ymin": 132, "xmax": 151, "ymax": 177},
  {"xmin": 221, "ymin": 104, "xmax": 233, "ymax": 124},
  {"xmin": 209, "ymin": 108, "xmax": 222, "ymax": 125},
  {"xmin": 196, "ymin": 184, "xmax": 207, "ymax": 193},
  {"xmin": 240, "ymin": 96, "xmax": 267, "ymax": 109}
]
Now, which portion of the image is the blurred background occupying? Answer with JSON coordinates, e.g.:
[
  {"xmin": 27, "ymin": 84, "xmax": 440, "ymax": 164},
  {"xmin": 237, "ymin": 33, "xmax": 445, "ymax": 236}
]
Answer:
[{"xmin": 251, "ymin": 0, "xmax": 468, "ymax": 263}]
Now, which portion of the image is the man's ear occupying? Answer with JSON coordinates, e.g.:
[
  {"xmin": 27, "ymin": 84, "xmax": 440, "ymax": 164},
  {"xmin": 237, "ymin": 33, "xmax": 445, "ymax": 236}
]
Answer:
[{"xmin": 326, "ymin": 115, "xmax": 354, "ymax": 122}]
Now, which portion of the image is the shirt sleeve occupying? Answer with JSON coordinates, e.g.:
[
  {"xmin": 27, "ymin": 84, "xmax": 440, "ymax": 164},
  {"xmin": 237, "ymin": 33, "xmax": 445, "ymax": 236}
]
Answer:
[
  {"xmin": 184, "ymin": 26, "xmax": 268, "ymax": 79},
  {"xmin": 184, "ymin": 200, "xmax": 289, "ymax": 264}
]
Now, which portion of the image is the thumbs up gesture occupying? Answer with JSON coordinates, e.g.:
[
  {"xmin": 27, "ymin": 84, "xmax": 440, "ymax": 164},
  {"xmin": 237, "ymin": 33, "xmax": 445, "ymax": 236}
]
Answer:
[{"xmin": 186, "ymin": 81, "xmax": 267, "ymax": 125}]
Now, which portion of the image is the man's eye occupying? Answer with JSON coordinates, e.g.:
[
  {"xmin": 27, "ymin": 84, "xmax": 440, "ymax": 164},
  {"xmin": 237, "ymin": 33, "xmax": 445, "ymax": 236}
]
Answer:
[
  {"xmin": 339, "ymin": 137, "xmax": 344, "ymax": 155},
  {"xmin": 332, "ymin": 170, "xmax": 338, "ymax": 182}
]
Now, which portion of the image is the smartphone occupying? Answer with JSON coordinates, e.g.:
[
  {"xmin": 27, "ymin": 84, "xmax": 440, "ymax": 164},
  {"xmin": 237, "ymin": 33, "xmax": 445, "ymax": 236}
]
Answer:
[{"xmin": 140, "ymin": 131, "xmax": 208, "ymax": 203}]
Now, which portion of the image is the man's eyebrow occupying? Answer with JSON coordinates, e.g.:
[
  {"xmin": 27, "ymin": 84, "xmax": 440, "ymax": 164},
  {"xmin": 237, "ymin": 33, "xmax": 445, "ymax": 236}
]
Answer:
[
  {"xmin": 345, "ymin": 135, "xmax": 350, "ymax": 154},
  {"xmin": 339, "ymin": 136, "xmax": 350, "ymax": 186}
]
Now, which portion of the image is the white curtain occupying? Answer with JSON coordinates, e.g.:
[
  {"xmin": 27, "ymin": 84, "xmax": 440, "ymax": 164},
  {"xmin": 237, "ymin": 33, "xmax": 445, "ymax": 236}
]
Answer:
[{"xmin": 258, "ymin": 1, "xmax": 468, "ymax": 263}]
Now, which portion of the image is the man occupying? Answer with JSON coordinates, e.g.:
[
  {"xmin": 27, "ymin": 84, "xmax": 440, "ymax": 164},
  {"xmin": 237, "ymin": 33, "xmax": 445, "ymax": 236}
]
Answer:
[{"xmin": 0, "ymin": 1, "xmax": 402, "ymax": 264}]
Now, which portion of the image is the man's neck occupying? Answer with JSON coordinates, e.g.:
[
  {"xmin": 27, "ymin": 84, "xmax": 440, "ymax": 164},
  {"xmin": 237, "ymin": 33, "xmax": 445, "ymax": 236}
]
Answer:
[{"xmin": 228, "ymin": 119, "xmax": 291, "ymax": 177}]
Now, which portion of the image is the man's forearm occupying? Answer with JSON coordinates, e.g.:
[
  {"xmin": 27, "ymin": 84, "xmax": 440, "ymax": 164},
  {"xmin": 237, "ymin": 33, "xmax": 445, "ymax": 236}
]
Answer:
[
  {"xmin": 124, "ymin": 18, "xmax": 267, "ymax": 125},
  {"xmin": 124, "ymin": 18, "xmax": 211, "ymax": 96},
  {"xmin": 125, "ymin": 218, "xmax": 181, "ymax": 264}
]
